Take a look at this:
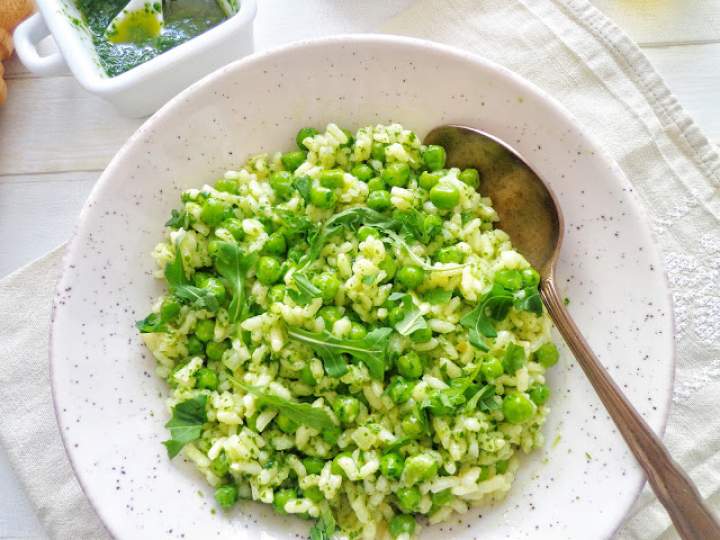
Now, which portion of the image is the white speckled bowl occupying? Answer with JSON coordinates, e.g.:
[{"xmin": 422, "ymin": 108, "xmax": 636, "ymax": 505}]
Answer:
[{"xmin": 50, "ymin": 35, "xmax": 674, "ymax": 540}]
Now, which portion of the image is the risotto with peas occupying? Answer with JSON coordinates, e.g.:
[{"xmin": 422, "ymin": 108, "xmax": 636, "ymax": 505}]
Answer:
[{"xmin": 137, "ymin": 123, "xmax": 560, "ymax": 540}]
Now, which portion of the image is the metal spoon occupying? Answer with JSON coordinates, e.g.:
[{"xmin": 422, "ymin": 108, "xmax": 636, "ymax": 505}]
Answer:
[{"xmin": 424, "ymin": 125, "xmax": 720, "ymax": 539}]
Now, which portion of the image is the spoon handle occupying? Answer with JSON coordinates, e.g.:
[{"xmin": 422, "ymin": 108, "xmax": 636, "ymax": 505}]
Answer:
[{"xmin": 541, "ymin": 277, "xmax": 720, "ymax": 540}]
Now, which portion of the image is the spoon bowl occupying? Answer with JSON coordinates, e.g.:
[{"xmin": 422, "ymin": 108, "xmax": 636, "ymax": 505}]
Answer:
[{"xmin": 425, "ymin": 124, "xmax": 720, "ymax": 540}]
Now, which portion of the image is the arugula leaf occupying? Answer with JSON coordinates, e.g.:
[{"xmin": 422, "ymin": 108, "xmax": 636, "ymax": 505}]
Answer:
[
  {"xmin": 213, "ymin": 241, "xmax": 256, "ymax": 322},
  {"xmin": 136, "ymin": 312, "xmax": 169, "ymax": 334},
  {"xmin": 164, "ymin": 246, "xmax": 220, "ymax": 313},
  {"xmin": 514, "ymin": 286, "xmax": 543, "ymax": 315},
  {"xmin": 468, "ymin": 329, "xmax": 490, "ymax": 352},
  {"xmin": 288, "ymin": 273, "xmax": 322, "ymax": 306},
  {"xmin": 231, "ymin": 380, "xmax": 335, "ymax": 432},
  {"xmin": 163, "ymin": 395, "xmax": 208, "ymax": 459},
  {"xmin": 165, "ymin": 209, "xmax": 189, "ymax": 229},
  {"xmin": 293, "ymin": 175, "xmax": 312, "ymax": 203},
  {"xmin": 423, "ymin": 365, "xmax": 482, "ymax": 416},
  {"xmin": 173, "ymin": 285, "xmax": 221, "ymax": 313},
  {"xmin": 309, "ymin": 510, "xmax": 336, "ymax": 540},
  {"xmin": 390, "ymin": 294, "xmax": 428, "ymax": 337},
  {"xmin": 502, "ymin": 343, "xmax": 526, "ymax": 374},
  {"xmin": 275, "ymin": 209, "xmax": 318, "ymax": 240},
  {"xmin": 384, "ymin": 435, "xmax": 414, "ymax": 453},
  {"xmin": 298, "ymin": 208, "xmax": 396, "ymax": 272},
  {"xmin": 465, "ymin": 384, "xmax": 500, "ymax": 413},
  {"xmin": 460, "ymin": 284, "xmax": 514, "ymax": 341},
  {"xmin": 287, "ymin": 326, "xmax": 392, "ymax": 379},
  {"xmin": 424, "ymin": 288, "xmax": 453, "ymax": 305}
]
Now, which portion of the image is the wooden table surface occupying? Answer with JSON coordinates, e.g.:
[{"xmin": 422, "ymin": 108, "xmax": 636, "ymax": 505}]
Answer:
[{"xmin": 0, "ymin": 1, "xmax": 718, "ymax": 537}]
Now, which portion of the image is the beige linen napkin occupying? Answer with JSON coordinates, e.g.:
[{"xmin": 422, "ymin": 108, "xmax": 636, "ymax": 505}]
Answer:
[{"xmin": 1, "ymin": 1, "xmax": 719, "ymax": 539}]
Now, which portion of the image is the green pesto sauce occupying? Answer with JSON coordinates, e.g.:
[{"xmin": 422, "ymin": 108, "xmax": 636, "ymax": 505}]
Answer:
[{"xmin": 76, "ymin": 0, "xmax": 227, "ymax": 77}]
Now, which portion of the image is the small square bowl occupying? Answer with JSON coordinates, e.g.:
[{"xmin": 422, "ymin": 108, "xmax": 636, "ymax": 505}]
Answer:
[{"xmin": 14, "ymin": 0, "xmax": 257, "ymax": 117}]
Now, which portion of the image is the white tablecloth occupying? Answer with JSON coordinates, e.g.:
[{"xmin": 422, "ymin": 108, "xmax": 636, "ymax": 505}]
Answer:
[{"xmin": 1, "ymin": 1, "xmax": 719, "ymax": 538}]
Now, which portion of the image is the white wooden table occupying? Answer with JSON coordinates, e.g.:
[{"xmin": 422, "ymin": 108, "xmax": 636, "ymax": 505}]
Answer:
[{"xmin": 0, "ymin": 1, "xmax": 718, "ymax": 537}]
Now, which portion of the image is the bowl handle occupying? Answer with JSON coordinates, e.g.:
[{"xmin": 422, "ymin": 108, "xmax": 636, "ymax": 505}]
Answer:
[{"xmin": 14, "ymin": 13, "xmax": 67, "ymax": 76}]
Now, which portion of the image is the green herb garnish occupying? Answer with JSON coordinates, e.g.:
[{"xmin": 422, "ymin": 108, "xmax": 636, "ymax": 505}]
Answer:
[
  {"xmin": 388, "ymin": 292, "xmax": 428, "ymax": 337},
  {"xmin": 287, "ymin": 326, "xmax": 392, "ymax": 379},
  {"xmin": 163, "ymin": 395, "xmax": 208, "ymax": 459},
  {"xmin": 213, "ymin": 241, "xmax": 257, "ymax": 322}
]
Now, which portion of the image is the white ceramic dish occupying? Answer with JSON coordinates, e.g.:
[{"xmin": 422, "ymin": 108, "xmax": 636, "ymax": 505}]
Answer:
[
  {"xmin": 50, "ymin": 35, "xmax": 674, "ymax": 539},
  {"xmin": 14, "ymin": 0, "xmax": 256, "ymax": 117}
]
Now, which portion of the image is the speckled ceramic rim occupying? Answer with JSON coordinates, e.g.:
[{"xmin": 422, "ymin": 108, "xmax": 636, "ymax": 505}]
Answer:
[{"xmin": 49, "ymin": 33, "xmax": 676, "ymax": 539}]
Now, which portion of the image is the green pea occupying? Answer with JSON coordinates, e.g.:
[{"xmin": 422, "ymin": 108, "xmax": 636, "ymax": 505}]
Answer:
[
  {"xmin": 371, "ymin": 142, "xmax": 386, "ymax": 162},
  {"xmin": 395, "ymin": 486, "xmax": 421, "ymax": 512},
  {"xmin": 193, "ymin": 271, "xmax": 211, "ymax": 287},
  {"xmin": 397, "ymin": 352, "xmax": 423, "ymax": 379},
  {"xmin": 380, "ymin": 452, "xmax": 405, "ymax": 479},
  {"xmin": 367, "ymin": 189, "xmax": 392, "ymax": 211},
  {"xmin": 215, "ymin": 484, "xmax": 238, "ymax": 509},
  {"xmin": 333, "ymin": 395, "xmax": 361, "ymax": 426},
  {"xmin": 521, "ymin": 267, "xmax": 541, "ymax": 287},
  {"xmin": 387, "ymin": 376, "xmax": 414, "ymax": 404},
  {"xmin": 534, "ymin": 342, "xmax": 559, "ymax": 368},
  {"xmin": 379, "ymin": 256, "xmax": 397, "ymax": 282},
  {"xmin": 312, "ymin": 273, "xmax": 341, "ymax": 303},
  {"xmin": 319, "ymin": 169, "xmax": 345, "ymax": 189},
  {"xmin": 429, "ymin": 184, "xmax": 460, "ymax": 209},
  {"xmin": 419, "ymin": 170, "xmax": 443, "ymax": 190},
  {"xmin": 529, "ymin": 384, "xmax": 551, "ymax": 405},
  {"xmin": 387, "ymin": 305, "xmax": 406, "ymax": 327},
  {"xmin": 196, "ymin": 368, "xmax": 219, "ymax": 390},
  {"xmin": 348, "ymin": 322, "xmax": 367, "ymax": 340},
  {"xmin": 410, "ymin": 327, "xmax": 433, "ymax": 343},
  {"xmin": 401, "ymin": 411, "xmax": 424, "ymax": 438},
  {"xmin": 403, "ymin": 454, "xmax": 438, "ymax": 485},
  {"xmin": 397, "ymin": 265, "xmax": 425, "ymax": 289},
  {"xmin": 214, "ymin": 177, "xmax": 238, "ymax": 194},
  {"xmin": 502, "ymin": 391, "xmax": 537, "ymax": 424},
  {"xmin": 276, "ymin": 413, "xmax": 298, "ymax": 434},
  {"xmin": 195, "ymin": 319, "xmax": 215, "ymax": 342},
  {"xmin": 422, "ymin": 145, "xmax": 446, "ymax": 171},
  {"xmin": 318, "ymin": 306, "xmax": 343, "ymax": 330},
  {"xmin": 187, "ymin": 335, "xmax": 204, "ymax": 356},
  {"xmin": 431, "ymin": 489, "xmax": 452, "ymax": 509},
  {"xmin": 273, "ymin": 488, "xmax": 297, "ymax": 514},
  {"xmin": 382, "ymin": 162, "xmax": 410, "ymax": 187},
  {"xmin": 210, "ymin": 451, "xmax": 229, "ymax": 476},
  {"xmin": 160, "ymin": 299, "xmax": 181, "ymax": 321},
  {"xmin": 310, "ymin": 184, "xmax": 337, "ymax": 209},
  {"xmin": 200, "ymin": 197, "xmax": 226, "ymax": 227},
  {"xmin": 281, "ymin": 150, "xmax": 307, "ymax": 172},
  {"xmin": 222, "ymin": 217, "xmax": 245, "ymax": 240},
  {"xmin": 351, "ymin": 163, "xmax": 374, "ymax": 182},
  {"xmin": 296, "ymin": 127, "xmax": 319, "ymax": 149},
  {"xmin": 256, "ymin": 256, "xmax": 282, "ymax": 285},
  {"xmin": 302, "ymin": 486, "xmax": 324, "ymax": 502},
  {"xmin": 480, "ymin": 357, "xmax": 504, "ymax": 380},
  {"xmin": 358, "ymin": 226, "xmax": 380, "ymax": 241},
  {"xmin": 495, "ymin": 269, "xmax": 523, "ymax": 290},
  {"xmin": 331, "ymin": 451, "xmax": 353, "ymax": 477},
  {"xmin": 458, "ymin": 168, "xmax": 480, "ymax": 188},
  {"xmin": 367, "ymin": 177, "xmax": 386, "ymax": 192},
  {"xmin": 268, "ymin": 284, "xmax": 286, "ymax": 304},
  {"xmin": 203, "ymin": 277, "xmax": 227, "ymax": 303},
  {"xmin": 389, "ymin": 514, "xmax": 416, "ymax": 538},
  {"xmin": 263, "ymin": 231, "xmax": 287, "ymax": 256},
  {"xmin": 502, "ymin": 343, "xmax": 526, "ymax": 374},
  {"xmin": 302, "ymin": 456, "xmax": 325, "ymax": 475},
  {"xmin": 495, "ymin": 459, "xmax": 509, "ymax": 474},
  {"xmin": 299, "ymin": 364, "xmax": 316, "ymax": 386},
  {"xmin": 206, "ymin": 340, "xmax": 229, "ymax": 362},
  {"xmin": 436, "ymin": 246, "xmax": 464, "ymax": 264},
  {"xmin": 422, "ymin": 214, "xmax": 443, "ymax": 239},
  {"xmin": 269, "ymin": 171, "xmax": 294, "ymax": 200}
]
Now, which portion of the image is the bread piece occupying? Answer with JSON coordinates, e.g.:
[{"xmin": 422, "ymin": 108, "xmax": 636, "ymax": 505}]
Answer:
[
  {"xmin": 0, "ymin": 27, "xmax": 12, "ymax": 60},
  {"xmin": 0, "ymin": 0, "xmax": 35, "ymax": 32}
]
